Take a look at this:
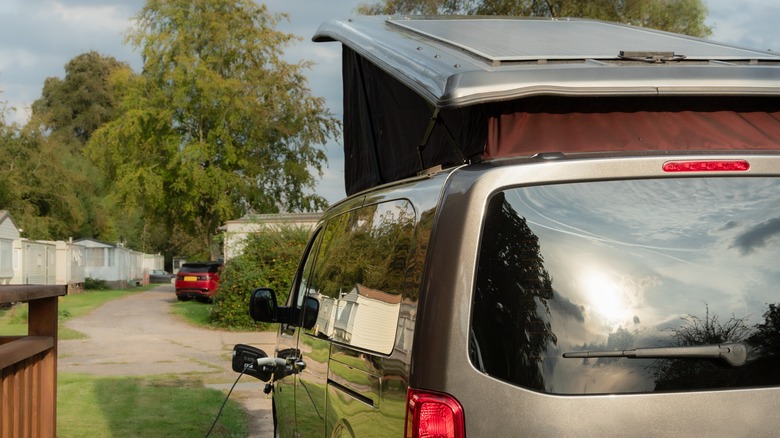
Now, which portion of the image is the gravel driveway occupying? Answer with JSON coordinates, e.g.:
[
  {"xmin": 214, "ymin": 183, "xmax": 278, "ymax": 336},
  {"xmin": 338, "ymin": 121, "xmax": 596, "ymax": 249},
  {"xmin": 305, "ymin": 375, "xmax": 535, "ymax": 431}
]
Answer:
[{"xmin": 58, "ymin": 284, "xmax": 276, "ymax": 437}]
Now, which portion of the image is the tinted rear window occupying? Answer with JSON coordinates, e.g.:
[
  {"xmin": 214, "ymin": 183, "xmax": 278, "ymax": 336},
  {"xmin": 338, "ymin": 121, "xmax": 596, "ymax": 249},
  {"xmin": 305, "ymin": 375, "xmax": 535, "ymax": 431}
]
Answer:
[
  {"xmin": 471, "ymin": 177, "xmax": 780, "ymax": 394},
  {"xmin": 179, "ymin": 263, "xmax": 220, "ymax": 273}
]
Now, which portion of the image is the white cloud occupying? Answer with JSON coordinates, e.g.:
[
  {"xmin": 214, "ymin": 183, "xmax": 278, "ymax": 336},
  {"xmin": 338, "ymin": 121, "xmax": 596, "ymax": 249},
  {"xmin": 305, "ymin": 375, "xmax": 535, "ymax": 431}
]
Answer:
[
  {"xmin": 706, "ymin": 0, "xmax": 780, "ymax": 52},
  {"xmin": 0, "ymin": 0, "xmax": 143, "ymax": 124}
]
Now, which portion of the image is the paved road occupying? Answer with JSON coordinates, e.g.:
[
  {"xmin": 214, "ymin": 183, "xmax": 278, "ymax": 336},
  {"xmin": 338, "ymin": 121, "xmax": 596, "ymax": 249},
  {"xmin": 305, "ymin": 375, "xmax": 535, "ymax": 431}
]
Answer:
[{"xmin": 58, "ymin": 284, "xmax": 277, "ymax": 437}]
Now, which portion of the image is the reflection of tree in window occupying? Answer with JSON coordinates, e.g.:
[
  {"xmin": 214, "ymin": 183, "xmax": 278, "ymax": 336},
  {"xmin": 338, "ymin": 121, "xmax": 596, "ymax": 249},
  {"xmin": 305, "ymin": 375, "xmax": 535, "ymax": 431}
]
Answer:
[
  {"xmin": 471, "ymin": 192, "xmax": 557, "ymax": 390},
  {"xmin": 651, "ymin": 304, "xmax": 780, "ymax": 390},
  {"xmin": 312, "ymin": 202, "xmax": 415, "ymax": 299},
  {"xmin": 404, "ymin": 209, "xmax": 434, "ymax": 302},
  {"xmin": 750, "ymin": 303, "xmax": 780, "ymax": 357},
  {"xmin": 308, "ymin": 201, "xmax": 416, "ymax": 353}
]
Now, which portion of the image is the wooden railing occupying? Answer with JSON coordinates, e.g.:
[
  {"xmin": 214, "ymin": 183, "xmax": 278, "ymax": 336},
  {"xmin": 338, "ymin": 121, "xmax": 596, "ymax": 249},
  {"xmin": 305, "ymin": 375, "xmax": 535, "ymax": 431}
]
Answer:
[{"xmin": 0, "ymin": 285, "xmax": 65, "ymax": 438}]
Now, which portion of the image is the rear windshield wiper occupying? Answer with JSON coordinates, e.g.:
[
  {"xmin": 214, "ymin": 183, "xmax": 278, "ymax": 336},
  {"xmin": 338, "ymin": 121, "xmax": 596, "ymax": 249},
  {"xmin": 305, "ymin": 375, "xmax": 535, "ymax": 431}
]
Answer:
[{"xmin": 563, "ymin": 342, "xmax": 747, "ymax": 367}]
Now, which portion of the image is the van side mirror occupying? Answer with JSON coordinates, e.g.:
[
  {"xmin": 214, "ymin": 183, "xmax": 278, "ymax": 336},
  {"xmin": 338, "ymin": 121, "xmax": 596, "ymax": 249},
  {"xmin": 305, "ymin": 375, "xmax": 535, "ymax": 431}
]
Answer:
[
  {"xmin": 249, "ymin": 288, "xmax": 278, "ymax": 323},
  {"xmin": 249, "ymin": 287, "xmax": 319, "ymax": 329},
  {"xmin": 301, "ymin": 296, "xmax": 319, "ymax": 330}
]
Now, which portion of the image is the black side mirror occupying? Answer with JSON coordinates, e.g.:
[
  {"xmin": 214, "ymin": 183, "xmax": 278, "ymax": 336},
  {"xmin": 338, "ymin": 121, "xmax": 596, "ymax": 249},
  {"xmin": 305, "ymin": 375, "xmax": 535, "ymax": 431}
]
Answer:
[
  {"xmin": 302, "ymin": 296, "xmax": 320, "ymax": 330},
  {"xmin": 249, "ymin": 288, "xmax": 278, "ymax": 323},
  {"xmin": 249, "ymin": 287, "xmax": 320, "ymax": 329}
]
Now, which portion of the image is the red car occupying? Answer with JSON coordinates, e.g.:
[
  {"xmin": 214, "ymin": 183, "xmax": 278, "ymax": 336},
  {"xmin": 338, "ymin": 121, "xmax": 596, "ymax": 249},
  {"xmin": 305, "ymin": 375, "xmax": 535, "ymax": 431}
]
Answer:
[{"xmin": 175, "ymin": 262, "xmax": 222, "ymax": 302}]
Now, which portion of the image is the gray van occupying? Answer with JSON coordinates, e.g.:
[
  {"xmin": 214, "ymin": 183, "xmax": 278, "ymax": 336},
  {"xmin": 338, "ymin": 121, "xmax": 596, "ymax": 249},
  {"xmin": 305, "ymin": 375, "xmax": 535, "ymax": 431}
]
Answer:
[{"xmin": 236, "ymin": 16, "xmax": 780, "ymax": 437}]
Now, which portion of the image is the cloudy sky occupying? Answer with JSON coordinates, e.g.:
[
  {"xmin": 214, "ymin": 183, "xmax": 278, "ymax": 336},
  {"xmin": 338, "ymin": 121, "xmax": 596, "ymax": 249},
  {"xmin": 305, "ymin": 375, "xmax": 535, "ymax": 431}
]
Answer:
[{"xmin": 1, "ymin": 0, "xmax": 778, "ymax": 204}]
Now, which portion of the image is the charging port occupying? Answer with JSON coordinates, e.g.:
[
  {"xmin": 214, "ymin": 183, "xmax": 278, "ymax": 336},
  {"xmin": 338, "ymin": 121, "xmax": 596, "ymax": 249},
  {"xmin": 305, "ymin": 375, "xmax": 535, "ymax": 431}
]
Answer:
[{"xmin": 232, "ymin": 344, "xmax": 274, "ymax": 382}]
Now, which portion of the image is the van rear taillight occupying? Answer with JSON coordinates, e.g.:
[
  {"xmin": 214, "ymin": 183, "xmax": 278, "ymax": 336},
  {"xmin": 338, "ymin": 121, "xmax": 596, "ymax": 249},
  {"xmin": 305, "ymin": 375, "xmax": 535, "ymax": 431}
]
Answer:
[
  {"xmin": 663, "ymin": 160, "xmax": 750, "ymax": 172},
  {"xmin": 405, "ymin": 389, "xmax": 465, "ymax": 438}
]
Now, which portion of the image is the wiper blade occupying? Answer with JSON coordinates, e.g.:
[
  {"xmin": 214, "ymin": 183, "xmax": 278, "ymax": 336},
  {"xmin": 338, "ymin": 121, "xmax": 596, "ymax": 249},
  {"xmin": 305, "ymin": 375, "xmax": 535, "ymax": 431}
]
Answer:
[{"xmin": 563, "ymin": 342, "xmax": 747, "ymax": 367}]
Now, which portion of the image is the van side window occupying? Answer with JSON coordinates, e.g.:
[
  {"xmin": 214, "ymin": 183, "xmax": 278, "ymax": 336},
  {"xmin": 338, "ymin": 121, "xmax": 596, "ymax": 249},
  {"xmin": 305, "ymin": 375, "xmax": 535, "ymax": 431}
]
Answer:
[
  {"xmin": 305, "ymin": 200, "xmax": 416, "ymax": 354},
  {"xmin": 287, "ymin": 231, "xmax": 322, "ymax": 309}
]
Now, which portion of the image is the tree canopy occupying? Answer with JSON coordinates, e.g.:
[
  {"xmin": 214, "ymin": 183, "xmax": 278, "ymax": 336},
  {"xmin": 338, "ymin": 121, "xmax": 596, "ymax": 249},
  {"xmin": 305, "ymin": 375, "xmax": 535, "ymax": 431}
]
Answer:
[
  {"xmin": 1, "ymin": 88, "xmax": 105, "ymax": 241},
  {"xmin": 356, "ymin": 0, "xmax": 712, "ymax": 38},
  {"xmin": 86, "ymin": 0, "xmax": 340, "ymax": 259},
  {"xmin": 19, "ymin": 52, "xmax": 132, "ymax": 242},
  {"xmin": 32, "ymin": 52, "xmax": 129, "ymax": 151}
]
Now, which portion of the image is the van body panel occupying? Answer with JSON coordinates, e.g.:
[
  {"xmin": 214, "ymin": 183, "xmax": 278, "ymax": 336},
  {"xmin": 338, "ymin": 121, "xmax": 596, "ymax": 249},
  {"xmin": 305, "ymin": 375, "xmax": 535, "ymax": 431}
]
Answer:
[
  {"xmin": 412, "ymin": 154, "xmax": 780, "ymax": 436},
  {"xmin": 269, "ymin": 154, "xmax": 780, "ymax": 435}
]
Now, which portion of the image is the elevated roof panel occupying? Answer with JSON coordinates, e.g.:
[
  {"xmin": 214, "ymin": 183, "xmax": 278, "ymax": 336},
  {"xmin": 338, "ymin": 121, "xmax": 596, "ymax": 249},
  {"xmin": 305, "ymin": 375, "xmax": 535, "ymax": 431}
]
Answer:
[
  {"xmin": 389, "ymin": 18, "xmax": 778, "ymax": 62},
  {"xmin": 313, "ymin": 16, "xmax": 780, "ymax": 108}
]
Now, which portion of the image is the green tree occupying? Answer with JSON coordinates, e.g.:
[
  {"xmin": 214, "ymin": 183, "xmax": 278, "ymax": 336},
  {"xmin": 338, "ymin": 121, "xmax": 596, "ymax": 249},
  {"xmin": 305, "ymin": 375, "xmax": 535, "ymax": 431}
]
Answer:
[
  {"xmin": 0, "ymin": 101, "xmax": 21, "ymax": 211},
  {"xmin": 357, "ymin": 0, "xmax": 712, "ymax": 38},
  {"xmin": 32, "ymin": 51, "xmax": 129, "ymax": 151},
  {"xmin": 0, "ymin": 119, "xmax": 86, "ymax": 239},
  {"xmin": 87, "ymin": 0, "xmax": 340, "ymax": 260},
  {"xmin": 25, "ymin": 52, "xmax": 132, "ymax": 242}
]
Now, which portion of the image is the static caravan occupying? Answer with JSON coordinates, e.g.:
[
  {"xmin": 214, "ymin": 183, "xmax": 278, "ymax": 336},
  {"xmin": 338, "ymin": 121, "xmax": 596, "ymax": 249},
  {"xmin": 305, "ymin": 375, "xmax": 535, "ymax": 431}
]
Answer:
[
  {"xmin": 143, "ymin": 253, "xmax": 164, "ymax": 272},
  {"xmin": 75, "ymin": 238, "xmax": 142, "ymax": 289},
  {"xmin": 0, "ymin": 211, "xmax": 21, "ymax": 285},
  {"xmin": 42, "ymin": 240, "xmax": 86, "ymax": 293},
  {"xmin": 221, "ymin": 212, "xmax": 321, "ymax": 262},
  {"xmin": 12, "ymin": 239, "xmax": 56, "ymax": 285}
]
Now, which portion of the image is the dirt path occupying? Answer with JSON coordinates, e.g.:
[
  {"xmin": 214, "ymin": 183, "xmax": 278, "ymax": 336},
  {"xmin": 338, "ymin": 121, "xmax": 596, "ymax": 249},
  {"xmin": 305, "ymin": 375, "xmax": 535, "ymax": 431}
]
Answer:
[{"xmin": 58, "ymin": 284, "xmax": 276, "ymax": 437}]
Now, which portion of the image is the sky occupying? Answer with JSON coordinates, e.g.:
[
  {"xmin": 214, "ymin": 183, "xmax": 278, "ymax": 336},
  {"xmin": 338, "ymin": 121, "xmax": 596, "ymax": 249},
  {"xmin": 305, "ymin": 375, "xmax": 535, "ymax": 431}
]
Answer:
[{"xmin": 1, "ymin": 0, "xmax": 779, "ymax": 205}]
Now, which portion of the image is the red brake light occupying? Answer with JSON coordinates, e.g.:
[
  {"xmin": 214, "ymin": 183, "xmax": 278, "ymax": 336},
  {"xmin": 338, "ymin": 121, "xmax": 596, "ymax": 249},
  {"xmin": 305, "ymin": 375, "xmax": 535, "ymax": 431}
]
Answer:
[
  {"xmin": 662, "ymin": 160, "xmax": 750, "ymax": 172},
  {"xmin": 406, "ymin": 389, "xmax": 465, "ymax": 438}
]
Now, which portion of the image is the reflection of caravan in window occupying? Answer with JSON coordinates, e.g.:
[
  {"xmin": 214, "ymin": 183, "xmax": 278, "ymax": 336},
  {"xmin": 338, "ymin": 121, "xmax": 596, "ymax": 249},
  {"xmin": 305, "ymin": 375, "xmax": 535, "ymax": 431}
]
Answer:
[
  {"xmin": 241, "ymin": 16, "xmax": 780, "ymax": 438},
  {"xmin": 316, "ymin": 284, "xmax": 402, "ymax": 354}
]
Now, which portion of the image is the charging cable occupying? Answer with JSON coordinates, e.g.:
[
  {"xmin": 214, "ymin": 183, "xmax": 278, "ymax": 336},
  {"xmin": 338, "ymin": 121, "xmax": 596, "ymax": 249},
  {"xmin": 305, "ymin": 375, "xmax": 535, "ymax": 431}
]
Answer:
[
  {"xmin": 204, "ymin": 357, "xmax": 285, "ymax": 437},
  {"xmin": 204, "ymin": 363, "xmax": 249, "ymax": 438}
]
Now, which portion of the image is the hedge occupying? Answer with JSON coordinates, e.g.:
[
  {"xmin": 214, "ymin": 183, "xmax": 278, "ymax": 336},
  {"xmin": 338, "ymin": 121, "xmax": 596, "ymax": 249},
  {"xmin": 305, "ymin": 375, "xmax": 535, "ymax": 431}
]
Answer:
[{"xmin": 210, "ymin": 226, "xmax": 310, "ymax": 330}]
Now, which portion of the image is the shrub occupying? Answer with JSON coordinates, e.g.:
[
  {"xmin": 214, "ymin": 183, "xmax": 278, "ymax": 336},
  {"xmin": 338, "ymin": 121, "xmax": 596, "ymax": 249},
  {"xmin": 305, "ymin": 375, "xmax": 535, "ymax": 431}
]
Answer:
[
  {"xmin": 210, "ymin": 226, "xmax": 310, "ymax": 330},
  {"xmin": 84, "ymin": 277, "xmax": 108, "ymax": 290}
]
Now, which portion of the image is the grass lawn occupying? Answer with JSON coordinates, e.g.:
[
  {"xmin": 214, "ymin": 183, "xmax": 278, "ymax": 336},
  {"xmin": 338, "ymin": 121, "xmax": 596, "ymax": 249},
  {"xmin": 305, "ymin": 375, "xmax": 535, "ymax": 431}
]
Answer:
[
  {"xmin": 58, "ymin": 373, "xmax": 247, "ymax": 438},
  {"xmin": 170, "ymin": 299, "xmax": 214, "ymax": 327}
]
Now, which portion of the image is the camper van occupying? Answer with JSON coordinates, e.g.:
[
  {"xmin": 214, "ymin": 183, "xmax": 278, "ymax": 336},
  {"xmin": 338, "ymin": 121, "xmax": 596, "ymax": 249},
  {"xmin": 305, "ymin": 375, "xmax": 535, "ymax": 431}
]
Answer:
[{"xmin": 237, "ymin": 16, "xmax": 780, "ymax": 437}]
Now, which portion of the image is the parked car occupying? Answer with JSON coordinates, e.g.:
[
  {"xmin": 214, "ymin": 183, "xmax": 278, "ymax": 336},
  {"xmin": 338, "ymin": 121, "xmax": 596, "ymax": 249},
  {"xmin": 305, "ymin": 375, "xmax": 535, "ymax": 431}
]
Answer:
[
  {"xmin": 236, "ymin": 16, "xmax": 780, "ymax": 438},
  {"xmin": 174, "ymin": 262, "xmax": 222, "ymax": 302},
  {"xmin": 148, "ymin": 269, "xmax": 175, "ymax": 284}
]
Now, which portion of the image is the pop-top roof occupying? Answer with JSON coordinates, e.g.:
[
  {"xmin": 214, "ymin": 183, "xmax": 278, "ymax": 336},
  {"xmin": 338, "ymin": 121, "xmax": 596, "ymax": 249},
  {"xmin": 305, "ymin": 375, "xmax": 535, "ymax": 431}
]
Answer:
[{"xmin": 314, "ymin": 16, "xmax": 780, "ymax": 108}]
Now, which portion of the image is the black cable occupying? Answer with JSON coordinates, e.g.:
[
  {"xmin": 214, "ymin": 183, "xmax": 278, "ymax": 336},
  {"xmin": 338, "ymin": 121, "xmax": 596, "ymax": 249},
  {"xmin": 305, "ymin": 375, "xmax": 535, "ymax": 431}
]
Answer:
[{"xmin": 204, "ymin": 364, "xmax": 248, "ymax": 438}]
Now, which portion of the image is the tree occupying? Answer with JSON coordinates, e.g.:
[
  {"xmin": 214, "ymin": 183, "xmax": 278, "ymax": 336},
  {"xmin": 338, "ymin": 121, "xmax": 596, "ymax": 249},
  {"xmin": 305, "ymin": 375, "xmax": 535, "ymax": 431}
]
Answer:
[
  {"xmin": 24, "ymin": 52, "xmax": 132, "ymax": 242},
  {"xmin": 32, "ymin": 52, "xmax": 129, "ymax": 151},
  {"xmin": 0, "ymin": 117, "xmax": 87, "ymax": 240},
  {"xmin": 0, "ymin": 101, "xmax": 21, "ymax": 210},
  {"xmin": 86, "ymin": 0, "xmax": 341, "ymax": 260},
  {"xmin": 356, "ymin": 0, "xmax": 712, "ymax": 38}
]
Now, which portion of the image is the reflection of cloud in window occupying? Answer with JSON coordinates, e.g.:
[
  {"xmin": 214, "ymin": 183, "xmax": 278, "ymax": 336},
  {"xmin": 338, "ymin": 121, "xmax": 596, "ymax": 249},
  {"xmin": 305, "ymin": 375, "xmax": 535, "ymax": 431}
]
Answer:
[
  {"xmin": 551, "ymin": 290, "xmax": 585, "ymax": 322},
  {"xmin": 506, "ymin": 178, "xmax": 780, "ymax": 337},
  {"xmin": 514, "ymin": 178, "xmax": 780, "ymax": 250},
  {"xmin": 730, "ymin": 217, "xmax": 780, "ymax": 255},
  {"xmin": 576, "ymin": 266, "xmax": 656, "ymax": 328}
]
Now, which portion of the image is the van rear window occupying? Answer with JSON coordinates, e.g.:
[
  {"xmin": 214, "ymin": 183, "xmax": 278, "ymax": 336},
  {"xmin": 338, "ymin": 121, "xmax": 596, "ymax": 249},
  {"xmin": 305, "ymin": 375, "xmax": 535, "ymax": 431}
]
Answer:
[{"xmin": 471, "ymin": 177, "xmax": 780, "ymax": 394}]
